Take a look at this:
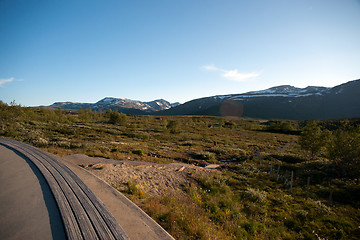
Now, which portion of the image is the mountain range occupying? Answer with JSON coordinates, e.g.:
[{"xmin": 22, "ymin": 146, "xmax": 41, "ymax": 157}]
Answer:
[
  {"xmin": 50, "ymin": 98, "xmax": 180, "ymax": 114},
  {"xmin": 48, "ymin": 79, "xmax": 360, "ymax": 120}
]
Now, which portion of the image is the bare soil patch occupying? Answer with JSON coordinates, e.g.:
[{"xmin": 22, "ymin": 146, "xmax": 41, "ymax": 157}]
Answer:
[{"xmin": 61, "ymin": 154, "xmax": 219, "ymax": 197}]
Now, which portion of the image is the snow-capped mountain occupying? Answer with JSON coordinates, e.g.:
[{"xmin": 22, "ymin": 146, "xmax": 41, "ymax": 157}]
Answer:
[
  {"xmin": 145, "ymin": 99, "xmax": 175, "ymax": 111},
  {"xmin": 209, "ymin": 85, "xmax": 330, "ymax": 100},
  {"xmin": 236, "ymin": 85, "xmax": 330, "ymax": 98},
  {"xmin": 48, "ymin": 79, "xmax": 360, "ymax": 120},
  {"xmin": 50, "ymin": 97, "xmax": 178, "ymax": 113},
  {"xmin": 159, "ymin": 79, "xmax": 360, "ymax": 120}
]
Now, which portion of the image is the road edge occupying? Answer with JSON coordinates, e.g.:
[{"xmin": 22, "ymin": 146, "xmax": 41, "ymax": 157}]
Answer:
[{"xmin": 60, "ymin": 158, "xmax": 175, "ymax": 240}]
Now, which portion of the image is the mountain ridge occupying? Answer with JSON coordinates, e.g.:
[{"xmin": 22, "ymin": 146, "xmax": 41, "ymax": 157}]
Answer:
[
  {"xmin": 48, "ymin": 79, "xmax": 360, "ymax": 120},
  {"xmin": 50, "ymin": 98, "xmax": 180, "ymax": 114},
  {"xmin": 158, "ymin": 79, "xmax": 360, "ymax": 120}
]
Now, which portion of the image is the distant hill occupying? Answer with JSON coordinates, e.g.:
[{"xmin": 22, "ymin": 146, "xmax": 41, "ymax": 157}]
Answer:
[
  {"xmin": 47, "ymin": 79, "xmax": 360, "ymax": 120},
  {"xmin": 49, "ymin": 98, "xmax": 180, "ymax": 114},
  {"xmin": 158, "ymin": 79, "xmax": 360, "ymax": 120}
]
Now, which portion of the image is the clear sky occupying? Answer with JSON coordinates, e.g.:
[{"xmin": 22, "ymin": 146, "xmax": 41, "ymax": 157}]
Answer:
[{"xmin": 1, "ymin": 0, "xmax": 360, "ymax": 106}]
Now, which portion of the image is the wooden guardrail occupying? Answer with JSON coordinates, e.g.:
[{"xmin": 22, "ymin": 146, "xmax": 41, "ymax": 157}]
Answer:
[{"xmin": 0, "ymin": 137, "xmax": 129, "ymax": 240}]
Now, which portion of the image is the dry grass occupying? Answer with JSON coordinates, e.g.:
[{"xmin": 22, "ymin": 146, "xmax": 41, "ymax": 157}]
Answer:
[{"xmin": 1, "ymin": 104, "xmax": 359, "ymax": 239}]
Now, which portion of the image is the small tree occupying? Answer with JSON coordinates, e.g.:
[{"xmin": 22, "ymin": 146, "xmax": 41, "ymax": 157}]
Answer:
[
  {"xmin": 54, "ymin": 108, "xmax": 67, "ymax": 123},
  {"xmin": 166, "ymin": 120, "xmax": 180, "ymax": 134},
  {"xmin": 327, "ymin": 125, "xmax": 360, "ymax": 177},
  {"xmin": 0, "ymin": 101, "xmax": 9, "ymax": 131},
  {"xmin": 267, "ymin": 120, "xmax": 297, "ymax": 134},
  {"xmin": 299, "ymin": 121, "xmax": 327, "ymax": 160},
  {"xmin": 79, "ymin": 108, "xmax": 93, "ymax": 122},
  {"xmin": 107, "ymin": 109, "xmax": 128, "ymax": 125},
  {"xmin": 0, "ymin": 101, "xmax": 23, "ymax": 131}
]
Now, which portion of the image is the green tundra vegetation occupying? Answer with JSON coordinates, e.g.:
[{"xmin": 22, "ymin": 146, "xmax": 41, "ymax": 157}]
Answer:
[{"xmin": 1, "ymin": 101, "xmax": 359, "ymax": 239}]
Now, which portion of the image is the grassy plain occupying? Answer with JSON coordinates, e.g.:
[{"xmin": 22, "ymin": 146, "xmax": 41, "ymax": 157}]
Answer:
[{"xmin": 1, "ymin": 104, "xmax": 359, "ymax": 239}]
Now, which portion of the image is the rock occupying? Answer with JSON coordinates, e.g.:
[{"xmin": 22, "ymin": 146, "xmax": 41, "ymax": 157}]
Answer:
[
  {"xmin": 177, "ymin": 167, "xmax": 185, "ymax": 172},
  {"xmin": 204, "ymin": 164, "xmax": 220, "ymax": 169}
]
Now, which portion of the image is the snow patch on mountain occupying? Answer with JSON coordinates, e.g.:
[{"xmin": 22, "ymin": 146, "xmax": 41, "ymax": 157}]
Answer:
[
  {"xmin": 240, "ymin": 85, "xmax": 330, "ymax": 97},
  {"xmin": 50, "ymin": 97, "xmax": 178, "ymax": 112},
  {"xmin": 209, "ymin": 85, "xmax": 331, "ymax": 101}
]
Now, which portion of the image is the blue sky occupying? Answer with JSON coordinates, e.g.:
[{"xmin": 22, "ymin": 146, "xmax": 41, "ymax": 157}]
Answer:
[{"xmin": 1, "ymin": 0, "xmax": 360, "ymax": 106}]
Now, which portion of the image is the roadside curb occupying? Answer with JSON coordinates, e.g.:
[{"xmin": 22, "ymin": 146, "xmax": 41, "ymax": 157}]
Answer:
[{"xmin": 60, "ymin": 158, "xmax": 175, "ymax": 240}]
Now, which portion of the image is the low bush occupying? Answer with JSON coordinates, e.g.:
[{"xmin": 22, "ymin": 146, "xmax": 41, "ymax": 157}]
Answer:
[
  {"xmin": 191, "ymin": 151, "xmax": 217, "ymax": 162},
  {"xmin": 244, "ymin": 187, "xmax": 267, "ymax": 203},
  {"xmin": 132, "ymin": 149, "xmax": 144, "ymax": 156}
]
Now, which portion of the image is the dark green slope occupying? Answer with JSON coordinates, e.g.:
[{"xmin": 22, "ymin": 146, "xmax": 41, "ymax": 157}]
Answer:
[{"xmin": 157, "ymin": 79, "xmax": 360, "ymax": 120}]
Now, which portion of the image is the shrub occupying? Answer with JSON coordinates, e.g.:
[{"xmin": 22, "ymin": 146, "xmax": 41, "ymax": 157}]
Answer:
[
  {"xmin": 266, "ymin": 120, "xmax": 299, "ymax": 134},
  {"xmin": 191, "ymin": 151, "xmax": 216, "ymax": 162},
  {"xmin": 244, "ymin": 188, "xmax": 267, "ymax": 203},
  {"xmin": 299, "ymin": 121, "xmax": 329, "ymax": 159},
  {"xmin": 127, "ymin": 179, "xmax": 146, "ymax": 198},
  {"xmin": 32, "ymin": 137, "xmax": 49, "ymax": 147},
  {"xmin": 166, "ymin": 120, "xmax": 180, "ymax": 134},
  {"xmin": 311, "ymin": 200, "xmax": 331, "ymax": 214},
  {"xmin": 296, "ymin": 210, "xmax": 308, "ymax": 221},
  {"xmin": 79, "ymin": 108, "xmax": 94, "ymax": 122},
  {"xmin": 107, "ymin": 110, "xmax": 128, "ymax": 125},
  {"xmin": 327, "ymin": 126, "xmax": 360, "ymax": 177},
  {"xmin": 269, "ymin": 154, "xmax": 305, "ymax": 164},
  {"xmin": 132, "ymin": 149, "xmax": 144, "ymax": 156}
]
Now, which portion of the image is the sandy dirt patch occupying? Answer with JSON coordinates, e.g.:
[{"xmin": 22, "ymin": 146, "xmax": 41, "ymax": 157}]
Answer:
[{"xmin": 61, "ymin": 154, "xmax": 219, "ymax": 197}]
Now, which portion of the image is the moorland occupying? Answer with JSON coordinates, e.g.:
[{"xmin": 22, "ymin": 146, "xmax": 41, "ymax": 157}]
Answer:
[{"xmin": 1, "ymin": 102, "xmax": 359, "ymax": 240}]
